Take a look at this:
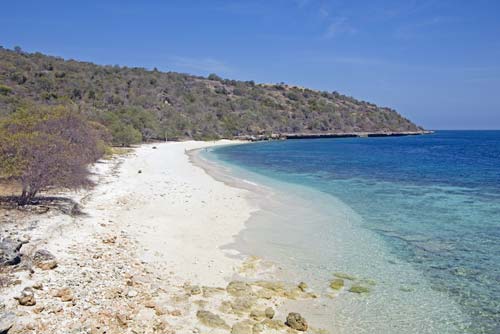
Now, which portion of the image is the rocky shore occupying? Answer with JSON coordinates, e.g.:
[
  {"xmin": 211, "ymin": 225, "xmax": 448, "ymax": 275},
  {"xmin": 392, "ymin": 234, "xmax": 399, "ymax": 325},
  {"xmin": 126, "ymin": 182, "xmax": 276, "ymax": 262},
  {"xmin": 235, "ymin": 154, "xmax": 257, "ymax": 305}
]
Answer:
[
  {"xmin": 0, "ymin": 141, "xmax": 330, "ymax": 334},
  {"xmin": 235, "ymin": 130, "xmax": 433, "ymax": 141}
]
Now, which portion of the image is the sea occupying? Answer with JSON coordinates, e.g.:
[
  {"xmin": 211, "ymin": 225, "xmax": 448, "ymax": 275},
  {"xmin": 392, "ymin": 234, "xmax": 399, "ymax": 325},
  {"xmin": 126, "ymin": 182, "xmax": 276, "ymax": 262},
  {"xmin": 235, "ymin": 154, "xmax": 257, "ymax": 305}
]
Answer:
[{"xmin": 203, "ymin": 131, "xmax": 500, "ymax": 334}]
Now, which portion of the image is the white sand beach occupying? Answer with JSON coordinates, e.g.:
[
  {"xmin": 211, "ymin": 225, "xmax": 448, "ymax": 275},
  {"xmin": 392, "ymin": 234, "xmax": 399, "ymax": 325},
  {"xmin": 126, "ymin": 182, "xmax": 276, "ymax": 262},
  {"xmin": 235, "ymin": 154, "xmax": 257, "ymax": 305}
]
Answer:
[
  {"xmin": 1, "ymin": 140, "xmax": 320, "ymax": 334},
  {"xmin": 107, "ymin": 140, "xmax": 256, "ymax": 286}
]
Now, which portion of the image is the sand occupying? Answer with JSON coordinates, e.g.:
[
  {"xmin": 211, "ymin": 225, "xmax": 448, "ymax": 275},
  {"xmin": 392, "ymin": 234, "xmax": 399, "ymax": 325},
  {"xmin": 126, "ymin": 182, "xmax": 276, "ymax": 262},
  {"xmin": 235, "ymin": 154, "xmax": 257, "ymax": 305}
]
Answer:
[
  {"xmin": 1, "ymin": 140, "xmax": 322, "ymax": 333},
  {"xmin": 107, "ymin": 140, "xmax": 256, "ymax": 286}
]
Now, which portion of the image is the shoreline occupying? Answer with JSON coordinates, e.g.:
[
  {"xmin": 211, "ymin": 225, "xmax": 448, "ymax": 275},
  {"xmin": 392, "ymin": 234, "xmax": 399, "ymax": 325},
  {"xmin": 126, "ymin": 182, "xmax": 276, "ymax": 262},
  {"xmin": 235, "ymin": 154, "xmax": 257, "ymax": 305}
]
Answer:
[
  {"xmin": 193, "ymin": 142, "xmax": 470, "ymax": 334},
  {"xmin": 234, "ymin": 130, "xmax": 433, "ymax": 141},
  {"xmin": 1, "ymin": 140, "xmax": 325, "ymax": 334}
]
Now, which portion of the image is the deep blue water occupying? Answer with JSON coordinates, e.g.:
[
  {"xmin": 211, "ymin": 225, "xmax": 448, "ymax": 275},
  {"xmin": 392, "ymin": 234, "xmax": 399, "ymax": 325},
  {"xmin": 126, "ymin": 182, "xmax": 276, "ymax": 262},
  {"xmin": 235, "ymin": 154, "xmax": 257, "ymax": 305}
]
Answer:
[{"xmin": 211, "ymin": 131, "xmax": 500, "ymax": 334}]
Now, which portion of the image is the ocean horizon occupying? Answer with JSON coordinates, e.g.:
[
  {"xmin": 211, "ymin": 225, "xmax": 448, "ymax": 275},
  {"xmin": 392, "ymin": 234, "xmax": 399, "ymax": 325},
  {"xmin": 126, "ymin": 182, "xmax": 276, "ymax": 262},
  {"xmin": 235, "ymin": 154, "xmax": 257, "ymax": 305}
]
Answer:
[{"xmin": 204, "ymin": 130, "xmax": 500, "ymax": 334}]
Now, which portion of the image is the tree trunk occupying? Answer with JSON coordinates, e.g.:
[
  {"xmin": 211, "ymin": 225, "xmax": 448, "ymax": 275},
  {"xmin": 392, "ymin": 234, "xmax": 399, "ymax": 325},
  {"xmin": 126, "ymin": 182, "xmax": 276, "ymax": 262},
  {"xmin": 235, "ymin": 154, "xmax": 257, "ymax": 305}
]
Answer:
[
  {"xmin": 17, "ymin": 186, "xmax": 38, "ymax": 206},
  {"xmin": 18, "ymin": 191, "xmax": 28, "ymax": 206}
]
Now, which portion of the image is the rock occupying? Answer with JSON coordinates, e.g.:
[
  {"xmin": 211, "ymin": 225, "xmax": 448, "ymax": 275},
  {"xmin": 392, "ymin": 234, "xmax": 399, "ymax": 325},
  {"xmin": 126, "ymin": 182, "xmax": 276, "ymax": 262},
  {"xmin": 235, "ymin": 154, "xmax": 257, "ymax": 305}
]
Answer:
[
  {"xmin": 330, "ymin": 278, "xmax": 344, "ymax": 290},
  {"xmin": 196, "ymin": 310, "xmax": 229, "ymax": 329},
  {"xmin": 202, "ymin": 286, "xmax": 225, "ymax": 298},
  {"xmin": 253, "ymin": 281, "xmax": 285, "ymax": 292},
  {"xmin": 0, "ymin": 238, "xmax": 23, "ymax": 266},
  {"xmin": 230, "ymin": 297, "xmax": 256, "ymax": 315},
  {"xmin": 252, "ymin": 323, "xmax": 264, "ymax": 334},
  {"xmin": 187, "ymin": 285, "xmax": 202, "ymax": 296},
  {"xmin": 33, "ymin": 306, "xmax": 45, "ymax": 314},
  {"xmin": 219, "ymin": 301, "xmax": 233, "ymax": 314},
  {"xmin": 169, "ymin": 309, "xmax": 182, "ymax": 317},
  {"xmin": 194, "ymin": 300, "xmax": 208, "ymax": 308},
  {"xmin": 138, "ymin": 170, "xmax": 142, "ymax": 174},
  {"xmin": 115, "ymin": 312, "xmax": 128, "ymax": 327},
  {"xmin": 231, "ymin": 320, "xmax": 254, "ymax": 334},
  {"xmin": 15, "ymin": 287, "xmax": 36, "ymax": 306},
  {"xmin": 261, "ymin": 319, "xmax": 286, "ymax": 330},
  {"xmin": 348, "ymin": 284, "xmax": 370, "ymax": 294},
  {"xmin": 154, "ymin": 305, "xmax": 167, "ymax": 316},
  {"xmin": 32, "ymin": 282, "xmax": 43, "ymax": 290},
  {"xmin": 333, "ymin": 272, "xmax": 357, "ymax": 280},
  {"xmin": 144, "ymin": 300, "xmax": 156, "ymax": 308},
  {"xmin": 249, "ymin": 309, "xmax": 266, "ymax": 321},
  {"xmin": 102, "ymin": 236, "xmax": 117, "ymax": 244},
  {"xmin": 250, "ymin": 307, "xmax": 274, "ymax": 321},
  {"xmin": 264, "ymin": 307, "xmax": 275, "ymax": 319},
  {"xmin": 0, "ymin": 312, "xmax": 15, "ymax": 333},
  {"xmin": 152, "ymin": 146, "xmax": 157, "ymax": 149},
  {"xmin": 226, "ymin": 281, "xmax": 253, "ymax": 297},
  {"xmin": 54, "ymin": 288, "xmax": 74, "ymax": 302},
  {"xmin": 32, "ymin": 249, "xmax": 57, "ymax": 270},
  {"xmin": 285, "ymin": 312, "xmax": 308, "ymax": 331},
  {"xmin": 127, "ymin": 290, "xmax": 138, "ymax": 298},
  {"xmin": 255, "ymin": 289, "xmax": 274, "ymax": 300},
  {"xmin": 298, "ymin": 282, "xmax": 308, "ymax": 292},
  {"xmin": 253, "ymin": 281, "xmax": 287, "ymax": 297},
  {"xmin": 284, "ymin": 287, "xmax": 303, "ymax": 300},
  {"xmin": 33, "ymin": 206, "xmax": 50, "ymax": 214}
]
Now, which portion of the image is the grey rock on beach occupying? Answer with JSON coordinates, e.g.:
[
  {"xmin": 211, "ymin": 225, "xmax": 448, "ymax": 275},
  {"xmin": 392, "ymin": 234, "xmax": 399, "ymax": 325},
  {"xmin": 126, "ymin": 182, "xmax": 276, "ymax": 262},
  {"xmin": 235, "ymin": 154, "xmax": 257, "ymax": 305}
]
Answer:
[
  {"xmin": 0, "ymin": 312, "xmax": 16, "ymax": 333},
  {"xmin": 285, "ymin": 312, "xmax": 308, "ymax": 331},
  {"xmin": 32, "ymin": 249, "xmax": 57, "ymax": 270},
  {"xmin": 0, "ymin": 238, "xmax": 23, "ymax": 267}
]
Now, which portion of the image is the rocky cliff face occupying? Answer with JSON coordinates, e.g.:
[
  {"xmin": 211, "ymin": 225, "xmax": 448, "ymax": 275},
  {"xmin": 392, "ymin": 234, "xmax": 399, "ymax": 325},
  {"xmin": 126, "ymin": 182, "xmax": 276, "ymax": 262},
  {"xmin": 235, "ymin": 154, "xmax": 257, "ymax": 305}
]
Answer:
[{"xmin": 0, "ymin": 47, "xmax": 423, "ymax": 140}]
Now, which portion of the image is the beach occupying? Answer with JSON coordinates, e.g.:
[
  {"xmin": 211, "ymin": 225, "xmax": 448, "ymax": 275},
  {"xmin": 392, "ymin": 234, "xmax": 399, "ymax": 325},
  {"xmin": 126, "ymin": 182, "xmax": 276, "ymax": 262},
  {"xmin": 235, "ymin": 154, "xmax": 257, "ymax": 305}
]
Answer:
[{"xmin": 1, "ymin": 141, "xmax": 321, "ymax": 334}]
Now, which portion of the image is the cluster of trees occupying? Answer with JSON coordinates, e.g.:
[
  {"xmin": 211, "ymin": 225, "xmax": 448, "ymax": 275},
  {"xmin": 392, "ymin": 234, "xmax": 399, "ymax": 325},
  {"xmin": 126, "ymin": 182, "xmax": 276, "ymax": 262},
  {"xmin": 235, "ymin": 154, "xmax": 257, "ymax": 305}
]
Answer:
[
  {"xmin": 0, "ymin": 47, "xmax": 422, "ymax": 143},
  {"xmin": 0, "ymin": 105, "xmax": 109, "ymax": 205}
]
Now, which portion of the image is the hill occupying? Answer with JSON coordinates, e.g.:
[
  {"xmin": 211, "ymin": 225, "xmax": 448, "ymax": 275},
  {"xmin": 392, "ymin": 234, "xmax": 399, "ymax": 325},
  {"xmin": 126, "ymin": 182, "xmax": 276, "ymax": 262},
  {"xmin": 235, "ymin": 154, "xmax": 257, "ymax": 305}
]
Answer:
[{"xmin": 0, "ymin": 47, "xmax": 423, "ymax": 143}]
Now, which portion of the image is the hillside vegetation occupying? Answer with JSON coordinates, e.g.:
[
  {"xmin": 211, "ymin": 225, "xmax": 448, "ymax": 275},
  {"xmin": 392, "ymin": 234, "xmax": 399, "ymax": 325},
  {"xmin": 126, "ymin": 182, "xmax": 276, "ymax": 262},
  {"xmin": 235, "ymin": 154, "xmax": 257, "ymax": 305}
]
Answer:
[{"xmin": 0, "ymin": 47, "xmax": 422, "ymax": 144}]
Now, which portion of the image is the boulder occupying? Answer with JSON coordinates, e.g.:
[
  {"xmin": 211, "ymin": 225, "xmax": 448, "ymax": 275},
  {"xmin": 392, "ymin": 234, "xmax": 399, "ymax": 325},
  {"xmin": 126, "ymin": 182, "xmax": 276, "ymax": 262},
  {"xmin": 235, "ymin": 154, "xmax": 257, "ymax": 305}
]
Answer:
[
  {"xmin": 349, "ymin": 284, "xmax": 370, "ymax": 294},
  {"xmin": 298, "ymin": 281, "xmax": 308, "ymax": 292},
  {"xmin": 32, "ymin": 249, "xmax": 57, "ymax": 270},
  {"xmin": 202, "ymin": 286, "xmax": 225, "ymax": 298},
  {"xmin": 230, "ymin": 297, "xmax": 255, "ymax": 315},
  {"xmin": 226, "ymin": 281, "xmax": 253, "ymax": 297},
  {"xmin": 231, "ymin": 320, "xmax": 254, "ymax": 334},
  {"xmin": 285, "ymin": 312, "xmax": 308, "ymax": 331},
  {"xmin": 264, "ymin": 307, "xmax": 275, "ymax": 319},
  {"xmin": 0, "ymin": 238, "xmax": 23, "ymax": 267},
  {"xmin": 54, "ymin": 288, "xmax": 74, "ymax": 302},
  {"xmin": 0, "ymin": 312, "xmax": 15, "ymax": 334},
  {"xmin": 330, "ymin": 278, "xmax": 344, "ymax": 290},
  {"xmin": 196, "ymin": 310, "xmax": 229, "ymax": 329},
  {"xmin": 252, "ymin": 322, "xmax": 264, "ymax": 334},
  {"xmin": 14, "ymin": 287, "xmax": 36, "ymax": 306},
  {"xmin": 333, "ymin": 272, "xmax": 357, "ymax": 280},
  {"xmin": 261, "ymin": 319, "xmax": 286, "ymax": 330}
]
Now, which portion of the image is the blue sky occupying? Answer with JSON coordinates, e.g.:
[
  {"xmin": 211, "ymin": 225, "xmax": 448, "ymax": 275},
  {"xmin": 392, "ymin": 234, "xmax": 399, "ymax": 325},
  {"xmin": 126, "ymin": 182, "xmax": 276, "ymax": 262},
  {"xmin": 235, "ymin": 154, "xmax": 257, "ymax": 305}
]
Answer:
[{"xmin": 1, "ymin": 0, "xmax": 499, "ymax": 129}]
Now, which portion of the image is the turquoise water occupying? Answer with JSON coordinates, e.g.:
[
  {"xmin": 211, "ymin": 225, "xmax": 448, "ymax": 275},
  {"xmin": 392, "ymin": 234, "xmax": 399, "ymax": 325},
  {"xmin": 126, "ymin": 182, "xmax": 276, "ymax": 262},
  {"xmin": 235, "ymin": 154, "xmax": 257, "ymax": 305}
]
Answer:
[{"xmin": 206, "ymin": 131, "xmax": 500, "ymax": 333}]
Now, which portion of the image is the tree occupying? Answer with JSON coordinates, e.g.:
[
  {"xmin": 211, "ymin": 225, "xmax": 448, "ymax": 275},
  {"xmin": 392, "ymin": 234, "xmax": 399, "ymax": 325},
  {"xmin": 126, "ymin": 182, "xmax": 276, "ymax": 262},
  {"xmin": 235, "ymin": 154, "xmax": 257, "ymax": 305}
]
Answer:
[
  {"xmin": 0, "ymin": 105, "xmax": 109, "ymax": 205},
  {"xmin": 109, "ymin": 123, "xmax": 142, "ymax": 146}
]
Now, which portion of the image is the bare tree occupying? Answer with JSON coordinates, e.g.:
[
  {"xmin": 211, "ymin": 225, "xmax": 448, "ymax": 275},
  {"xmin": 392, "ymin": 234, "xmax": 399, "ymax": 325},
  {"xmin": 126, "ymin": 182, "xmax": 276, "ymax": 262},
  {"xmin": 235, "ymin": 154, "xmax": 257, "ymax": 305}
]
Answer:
[{"xmin": 0, "ymin": 105, "xmax": 109, "ymax": 205}]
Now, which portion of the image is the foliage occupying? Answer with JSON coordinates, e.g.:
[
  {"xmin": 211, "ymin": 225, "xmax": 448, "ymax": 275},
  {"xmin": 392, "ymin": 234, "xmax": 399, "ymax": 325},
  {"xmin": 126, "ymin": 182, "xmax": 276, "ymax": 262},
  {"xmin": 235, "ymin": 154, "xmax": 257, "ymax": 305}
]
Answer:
[
  {"xmin": 0, "ymin": 47, "xmax": 422, "ymax": 141},
  {"xmin": 0, "ymin": 105, "xmax": 109, "ymax": 205}
]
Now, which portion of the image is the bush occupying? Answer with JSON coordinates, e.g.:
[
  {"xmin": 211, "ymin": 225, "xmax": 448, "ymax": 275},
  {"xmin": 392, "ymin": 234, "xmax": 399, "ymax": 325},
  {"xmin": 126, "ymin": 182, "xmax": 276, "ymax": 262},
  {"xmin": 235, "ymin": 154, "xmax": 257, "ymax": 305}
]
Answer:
[
  {"xmin": 0, "ymin": 84, "xmax": 12, "ymax": 95},
  {"xmin": 110, "ymin": 122, "xmax": 142, "ymax": 146},
  {"xmin": 0, "ymin": 105, "xmax": 109, "ymax": 205}
]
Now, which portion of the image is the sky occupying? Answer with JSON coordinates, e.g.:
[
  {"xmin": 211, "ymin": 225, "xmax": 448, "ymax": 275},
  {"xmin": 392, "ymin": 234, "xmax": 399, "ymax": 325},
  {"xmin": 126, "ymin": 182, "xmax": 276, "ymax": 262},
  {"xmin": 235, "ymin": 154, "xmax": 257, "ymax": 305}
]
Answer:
[{"xmin": 1, "ymin": 0, "xmax": 499, "ymax": 129}]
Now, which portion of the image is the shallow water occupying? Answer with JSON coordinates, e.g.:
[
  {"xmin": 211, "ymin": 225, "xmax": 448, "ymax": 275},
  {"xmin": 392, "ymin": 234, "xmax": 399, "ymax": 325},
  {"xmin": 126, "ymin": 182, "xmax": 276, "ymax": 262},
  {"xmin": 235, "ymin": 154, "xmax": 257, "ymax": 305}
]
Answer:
[{"xmin": 204, "ymin": 131, "xmax": 500, "ymax": 334}]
